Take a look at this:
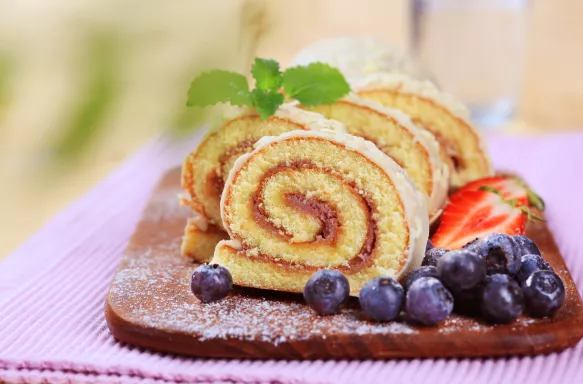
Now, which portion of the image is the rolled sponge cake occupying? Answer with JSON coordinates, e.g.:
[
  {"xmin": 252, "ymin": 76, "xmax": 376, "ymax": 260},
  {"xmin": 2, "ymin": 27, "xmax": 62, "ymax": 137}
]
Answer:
[
  {"xmin": 180, "ymin": 104, "xmax": 346, "ymax": 262},
  {"xmin": 212, "ymin": 129, "xmax": 429, "ymax": 295},
  {"xmin": 355, "ymin": 73, "xmax": 493, "ymax": 188}
]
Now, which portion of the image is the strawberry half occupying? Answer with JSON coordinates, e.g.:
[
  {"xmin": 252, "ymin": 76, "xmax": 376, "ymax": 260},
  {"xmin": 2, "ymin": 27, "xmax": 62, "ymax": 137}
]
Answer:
[
  {"xmin": 432, "ymin": 175, "xmax": 545, "ymax": 250},
  {"xmin": 432, "ymin": 189, "xmax": 527, "ymax": 250}
]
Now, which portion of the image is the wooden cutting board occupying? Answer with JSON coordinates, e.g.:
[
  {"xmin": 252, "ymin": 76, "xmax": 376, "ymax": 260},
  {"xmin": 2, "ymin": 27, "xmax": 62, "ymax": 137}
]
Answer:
[{"xmin": 105, "ymin": 168, "xmax": 583, "ymax": 359}]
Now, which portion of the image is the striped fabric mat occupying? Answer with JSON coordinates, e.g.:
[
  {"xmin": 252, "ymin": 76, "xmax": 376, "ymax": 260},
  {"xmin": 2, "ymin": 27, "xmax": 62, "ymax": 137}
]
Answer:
[{"xmin": 1, "ymin": 132, "xmax": 583, "ymax": 384}]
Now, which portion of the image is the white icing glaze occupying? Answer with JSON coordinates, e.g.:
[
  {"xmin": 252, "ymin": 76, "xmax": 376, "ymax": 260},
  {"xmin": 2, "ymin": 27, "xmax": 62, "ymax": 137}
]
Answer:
[
  {"xmin": 271, "ymin": 103, "xmax": 347, "ymax": 135},
  {"xmin": 288, "ymin": 36, "xmax": 429, "ymax": 84},
  {"xmin": 355, "ymin": 73, "xmax": 471, "ymax": 121},
  {"xmin": 354, "ymin": 73, "xmax": 494, "ymax": 172},
  {"xmin": 221, "ymin": 129, "xmax": 430, "ymax": 280},
  {"xmin": 198, "ymin": 103, "xmax": 346, "ymax": 143},
  {"xmin": 339, "ymin": 93, "xmax": 449, "ymax": 221}
]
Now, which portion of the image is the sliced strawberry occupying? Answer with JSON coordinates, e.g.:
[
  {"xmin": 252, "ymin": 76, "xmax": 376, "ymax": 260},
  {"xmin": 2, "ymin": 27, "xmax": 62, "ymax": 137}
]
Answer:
[
  {"xmin": 461, "ymin": 176, "xmax": 529, "ymax": 207},
  {"xmin": 461, "ymin": 175, "xmax": 545, "ymax": 211},
  {"xmin": 432, "ymin": 189, "xmax": 527, "ymax": 250}
]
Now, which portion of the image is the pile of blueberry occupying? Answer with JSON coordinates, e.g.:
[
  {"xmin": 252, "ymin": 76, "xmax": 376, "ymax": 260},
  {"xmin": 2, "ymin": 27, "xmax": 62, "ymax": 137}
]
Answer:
[
  {"xmin": 302, "ymin": 233, "xmax": 566, "ymax": 325},
  {"xmin": 189, "ymin": 233, "xmax": 566, "ymax": 326}
]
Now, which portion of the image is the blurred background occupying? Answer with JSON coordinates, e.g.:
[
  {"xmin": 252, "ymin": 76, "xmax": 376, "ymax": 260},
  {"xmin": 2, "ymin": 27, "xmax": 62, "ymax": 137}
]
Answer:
[{"xmin": 0, "ymin": 0, "xmax": 582, "ymax": 259}]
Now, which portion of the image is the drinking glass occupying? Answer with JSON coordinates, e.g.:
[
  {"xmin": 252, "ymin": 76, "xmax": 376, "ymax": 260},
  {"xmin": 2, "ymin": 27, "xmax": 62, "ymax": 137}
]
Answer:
[{"xmin": 411, "ymin": 0, "xmax": 529, "ymax": 128}]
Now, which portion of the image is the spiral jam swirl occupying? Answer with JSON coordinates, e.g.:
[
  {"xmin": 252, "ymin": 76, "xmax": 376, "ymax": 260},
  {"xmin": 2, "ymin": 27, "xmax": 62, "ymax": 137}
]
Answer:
[{"xmin": 181, "ymin": 114, "xmax": 309, "ymax": 229}]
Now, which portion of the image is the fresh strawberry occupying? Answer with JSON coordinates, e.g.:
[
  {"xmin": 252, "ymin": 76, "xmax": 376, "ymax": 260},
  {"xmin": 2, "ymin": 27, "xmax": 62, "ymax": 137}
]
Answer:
[
  {"xmin": 432, "ymin": 189, "xmax": 529, "ymax": 250},
  {"xmin": 433, "ymin": 175, "xmax": 545, "ymax": 249},
  {"xmin": 460, "ymin": 175, "xmax": 545, "ymax": 211}
]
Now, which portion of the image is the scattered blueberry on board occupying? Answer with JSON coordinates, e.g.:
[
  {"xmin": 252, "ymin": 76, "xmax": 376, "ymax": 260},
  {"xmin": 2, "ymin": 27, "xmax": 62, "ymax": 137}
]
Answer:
[
  {"xmin": 406, "ymin": 277, "xmax": 454, "ymax": 325},
  {"xmin": 405, "ymin": 266, "xmax": 439, "ymax": 291},
  {"xmin": 190, "ymin": 264, "xmax": 233, "ymax": 303},
  {"xmin": 437, "ymin": 249, "xmax": 486, "ymax": 292},
  {"xmin": 515, "ymin": 254, "xmax": 553, "ymax": 285},
  {"xmin": 512, "ymin": 234, "xmax": 542, "ymax": 257},
  {"xmin": 478, "ymin": 233, "xmax": 521, "ymax": 275},
  {"xmin": 481, "ymin": 274, "xmax": 525, "ymax": 324},
  {"xmin": 522, "ymin": 270, "xmax": 565, "ymax": 318},
  {"xmin": 359, "ymin": 277, "xmax": 404, "ymax": 322},
  {"xmin": 303, "ymin": 269, "xmax": 350, "ymax": 315},
  {"xmin": 422, "ymin": 247, "xmax": 448, "ymax": 267},
  {"xmin": 462, "ymin": 238, "xmax": 483, "ymax": 253}
]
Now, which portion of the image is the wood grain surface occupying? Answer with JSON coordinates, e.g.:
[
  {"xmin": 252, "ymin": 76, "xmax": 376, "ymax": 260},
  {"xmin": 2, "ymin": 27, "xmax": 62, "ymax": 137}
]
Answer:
[{"xmin": 105, "ymin": 169, "xmax": 583, "ymax": 359}]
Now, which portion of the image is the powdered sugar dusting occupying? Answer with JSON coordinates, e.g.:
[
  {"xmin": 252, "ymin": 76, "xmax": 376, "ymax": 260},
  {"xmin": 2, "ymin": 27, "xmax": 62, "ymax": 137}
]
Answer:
[{"xmin": 109, "ymin": 248, "xmax": 418, "ymax": 345}]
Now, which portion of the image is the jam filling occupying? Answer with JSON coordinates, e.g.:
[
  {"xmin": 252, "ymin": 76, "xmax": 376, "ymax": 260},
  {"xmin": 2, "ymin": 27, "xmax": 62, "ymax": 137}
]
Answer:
[{"xmin": 249, "ymin": 162, "xmax": 377, "ymax": 272}]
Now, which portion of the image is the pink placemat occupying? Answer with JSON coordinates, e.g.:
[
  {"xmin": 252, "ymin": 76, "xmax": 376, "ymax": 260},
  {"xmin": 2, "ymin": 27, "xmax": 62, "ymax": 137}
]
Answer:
[{"xmin": 1, "ymin": 131, "xmax": 583, "ymax": 384}]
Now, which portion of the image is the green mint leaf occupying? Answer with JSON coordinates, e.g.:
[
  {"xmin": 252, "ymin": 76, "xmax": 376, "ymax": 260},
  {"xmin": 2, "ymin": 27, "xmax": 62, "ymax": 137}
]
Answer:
[
  {"xmin": 251, "ymin": 58, "xmax": 282, "ymax": 91},
  {"xmin": 250, "ymin": 89, "xmax": 284, "ymax": 120},
  {"xmin": 187, "ymin": 70, "xmax": 251, "ymax": 107},
  {"xmin": 283, "ymin": 63, "xmax": 350, "ymax": 106}
]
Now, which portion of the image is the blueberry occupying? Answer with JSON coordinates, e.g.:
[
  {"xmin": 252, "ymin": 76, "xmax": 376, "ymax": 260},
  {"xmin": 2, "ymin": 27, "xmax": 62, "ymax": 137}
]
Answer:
[
  {"xmin": 481, "ymin": 274, "xmax": 524, "ymax": 324},
  {"xmin": 422, "ymin": 247, "xmax": 448, "ymax": 267},
  {"xmin": 512, "ymin": 235, "xmax": 542, "ymax": 257},
  {"xmin": 405, "ymin": 266, "xmax": 440, "ymax": 291},
  {"xmin": 406, "ymin": 277, "xmax": 454, "ymax": 325},
  {"xmin": 437, "ymin": 249, "xmax": 486, "ymax": 291},
  {"xmin": 477, "ymin": 233, "xmax": 521, "ymax": 275},
  {"xmin": 515, "ymin": 254, "xmax": 553, "ymax": 285},
  {"xmin": 190, "ymin": 264, "xmax": 233, "ymax": 303},
  {"xmin": 304, "ymin": 269, "xmax": 350, "ymax": 315},
  {"xmin": 359, "ymin": 277, "xmax": 404, "ymax": 322},
  {"xmin": 522, "ymin": 270, "xmax": 565, "ymax": 318},
  {"xmin": 426, "ymin": 239, "xmax": 434, "ymax": 252},
  {"xmin": 463, "ymin": 238, "xmax": 483, "ymax": 254}
]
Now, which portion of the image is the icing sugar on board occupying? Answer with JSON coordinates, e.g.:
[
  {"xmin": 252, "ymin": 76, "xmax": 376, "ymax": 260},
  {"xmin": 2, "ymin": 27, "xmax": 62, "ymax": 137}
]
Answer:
[{"xmin": 105, "ymin": 169, "xmax": 583, "ymax": 359}]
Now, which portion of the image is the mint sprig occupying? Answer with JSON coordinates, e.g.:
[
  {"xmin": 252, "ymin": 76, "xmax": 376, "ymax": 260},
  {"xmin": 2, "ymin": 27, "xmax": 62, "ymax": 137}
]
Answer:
[
  {"xmin": 186, "ymin": 57, "xmax": 350, "ymax": 120},
  {"xmin": 283, "ymin": 63, "xmax": 350, "ymax": 106},
  {"xmin": 251, "ymin": 58, "xmax": 282, "ymax": 91},
  {"xmin": 251, "ymin": 89, "xmax": 284, "ymax": 120}
]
